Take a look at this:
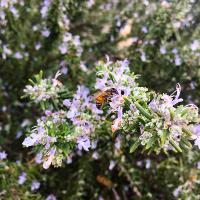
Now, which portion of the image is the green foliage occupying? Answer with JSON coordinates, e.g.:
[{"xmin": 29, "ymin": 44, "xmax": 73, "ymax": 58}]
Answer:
[{"xmin": 0, "ymin": 0, "xmax": 200, "ymax": 199}]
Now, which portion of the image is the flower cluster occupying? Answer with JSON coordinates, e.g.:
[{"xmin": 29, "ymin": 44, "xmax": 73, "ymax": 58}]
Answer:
[
  {"xmin": 23, "ymin": 73, "xmax": 102, "ymax": 169},
  {"xmin": 23, "ymin": 57, "xmax": 200, "ymax": 169},
  {"xmin": 95, "ymin": 57, "xmax": 200, "ymax": 154},
  {"xmin": 146, "ymin": 85, "xmax": 200, "ymax": 152},
  {"xmin": 95, "ymin": 56, "xmax": 150, "ymax": 133},
  {"xmin": 23, "ymin": 71, "xmax": 64, "ymax": 103},
  {"xmin": 59, "ymin": 32, "xmax": 83, "ymax": 57},
  {"xmin": 63, "ymin": 85, "xmax": 102, "ymax": 151}
]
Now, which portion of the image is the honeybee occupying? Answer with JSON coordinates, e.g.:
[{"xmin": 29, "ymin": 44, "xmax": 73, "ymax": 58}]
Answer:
[{"xmin": 95, "ymin": 88, "xmax": 118, "ymax": 109}]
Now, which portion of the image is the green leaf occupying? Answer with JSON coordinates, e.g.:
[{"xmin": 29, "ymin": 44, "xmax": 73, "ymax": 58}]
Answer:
[
  {"xmin": 160, "ymin": 130, "xmax": 168, "ymax": 146},
  {"xmin": 146, "ymin": 136, "xmax": 157, "ymax": 150},
  {"xmin": 169, "ymin": 139, "xmax": 182, "ymax": 153},
  {"xmin": 134, "ymin": 102, "xmax": 152, "ymax": 120},
  {"xmin": 130, "ymin": 139, "xmax": 140, "ymax": 153},
  {"xmin": 180, "ymin": 138, "xmax": 192, "ymax": 149}
]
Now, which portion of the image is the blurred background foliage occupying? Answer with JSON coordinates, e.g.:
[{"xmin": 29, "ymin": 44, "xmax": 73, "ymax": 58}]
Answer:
[{"xmin": 0, "ymin": 0, "xmax": 200, "ymax": 199}]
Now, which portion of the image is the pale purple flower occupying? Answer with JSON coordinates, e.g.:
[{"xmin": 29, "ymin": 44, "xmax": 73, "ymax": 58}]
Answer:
[
  {"xmin": 63, "ymin": 99, "xmax": 71, "ymax": 107},
  {"xmin": 141, "ymin": 26, "xmax": 148, "ymax": 33},
  {"xmin": 1, "ymin": 0, "xmax": 8, "ymax": 8},
  {"xmin": 118, "ymin": 59, "xmax": 129, "ymax": 69},
  {"xmin": 43, "ymin": 148, "xmax": 56, "ymax": 169},
  {"xmin": 38, "ymin": 127, "xmax": 45, "ymax": 135},
  {"xmin": 91, "ymin": 104, "xmax": 103, "ymax": 115},
  {"xmin": 91, "ymin": 140, "xmax": 98, "ymax": 149},
  {"xmin": 67, "ymin": 99, "xmax": 79, "ymax": 119},
  {"xmin": 133, "ymin": 12, "xmax": 139, "ymax": 19},
  {"xmin": 145, "ymin": 159, "xmax": 151, "ymax": 169},
  {"xmin": 0, "ymin": 151, "xmax": 7, "ymax": 160},
  {"xmin": 92, "ymin": 152, "xmax": 99, "ymax": 160},
  {"xmin": 35, "ymin": 152, "xmax": 43, "ymax": 164},
  {"xmin": 173, "ymin": 186, "xmax": 182, "ymax": 197},
  {"xmin": 35, "ymin": 42, "xmax": 41, "ymax": 50},
  {"xmin": 31, "ymin": 180, "xmax": 40, "ymax": 191},
  {"xmin": 149, "ymin": 100, "xmax": 158, "ymax": 112},
  {"xmin": 2, "ymin": 45, "xmax": 12, "ymax": 59},
  {"xmin": 171, "ymin": 125, "xmax": 182, "ymax": 142},
  {"xmin": 115, "ymin": 136, "xmax": 121, "ymax": 150},
  {"xmin": 77, "ymin": 135, "xmax": 91, "ymax": 151},
  {"xmin": 197, "ymin": 161, "xmax": 200, "ymax": 169},
  {"xmin": 105, "ymin": 54, "xmax": 113, "ymax": 66},
  {"xmin": 18, "ymin": 172, "xmax": 27, "ymax": 185},
  {"xmin": 16, "ymin": 130, "xmax": 22, "ymax": 139},
  {"xmin": 162, "ymin": 83, "xmax": 183, "ymax": 107},
  {"xmin": 67, "ymin": 110, "xmax": 77, "ymax": 119},
  {"xmin": 87, "ymin": 0, "xmax": 95, "ymax": 8},
  {"xmin": 191, "ymin": 125, "xmax": 200, "ymax": 149},
  {"xmin": 173, "ymin": 21, "xmax": 181, "ymax": 29},
  {"xmin": 10, "ymin": 6, "xmax": 19, "ymax": 18},
  {"xmin": 149, "ymin": 40, "xmax": 155, "ymax": 45},
  {"xmin": 21, "ymin": 119, "xmax": 31, "ymax": 128},
  {"xmin": 66, "ymin": 155, "xmax": 72, "ymax": 164},
  {"xmin": 111, "ymin": 106, "xmax": 123, "ymax": 132},
  {"xmin": 2, "ymin": 106, "xmax": 6, "ymax": 112},
  {"xmin": 41, "ymin": 28, "xmax": 50, "ymax": 37},
  {"xmin": 143, "ymin": 0, "xmax": 149, "ymax": 6},
  {"xmin": 95, "ymin": 73, "xmax": 108, "ymax": 90},
  {"xmin": 160, "ymin": 46, "xmax": 166, "ymax": 54},
  {"xmin": 22, "ymin": 135, "xmax": 37, "ymax": 147},
  {"xmin": 140, "ymin": 52, "xmax": 146, "ymax": 61},
  {"xmin": 191, "ymin": 40, "xmax": 199, "ymax": 51},
  {"xmin": 110, "ymin": 95, "xmax": 124, "ymax": 111},
  {"xmin": 73, "ymin": 35, "xmax": 81, "ymax": 47},
  {"xmin": 193, "ymin": 125, "xmax": 200, "ymax": 136},
  {"xmin": 45, "ymin": 110, "xmax": 52, "ymax": 116},
  {"xmin": 41, "ymin": 0, "xmax": 52, "ymax": 18},
  {"xmin": 172, "ymin": 48, "xmax": 178, "ymax": 54},
  {"xmin": 190, "ymin": 81, "xmax": 196, "ymax": 90},
  {"xmin": 46, "ymin": 194, "xmax": 57, "ymax": 200},
  {"xmin": 175, "ymin": 55, "xmax": 182, "ymax": 66},
  {"xmin": 52, "ymin": 113, "xmax": 60, "ymax": 123},
  {"xmin": 23, "ymin": 119, "xmax": 56, "ymax": 148},
  {"xmin": 63, "ymin": 32, "xmax": 72, "ymax": 42},
  {"xmin": 59, "ymin": 43, "xmax": 68, "ymax": 54},
  {"xmin": 132, "ymin": 37, "xmax": 138, "ymax": 43},
  {"xmin": 60, "ymin": 66, "xmax": 68, "ymax": 75},
  {"xmin": 136, "ymin": 161, "xmax": 143, "ymax": 167},
  {"xmin": 130, "ymin": 104, "xmax": 136, "ymax": 111},
  {"xmin": 80, "ymin": 61, "xmax": 87, "ymax": 72}
]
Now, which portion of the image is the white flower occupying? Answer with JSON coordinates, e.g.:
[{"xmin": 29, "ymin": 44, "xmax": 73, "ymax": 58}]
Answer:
[{"xmin": 109, "ymin": 160, "xmax": 116, "ymax": 170}]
